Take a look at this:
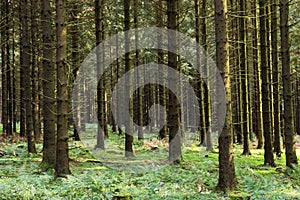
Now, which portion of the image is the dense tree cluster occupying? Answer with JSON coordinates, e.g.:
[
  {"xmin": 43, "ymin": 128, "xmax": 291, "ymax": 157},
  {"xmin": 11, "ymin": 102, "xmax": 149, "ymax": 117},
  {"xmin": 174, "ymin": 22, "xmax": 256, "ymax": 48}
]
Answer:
[{"xmin": 0, "ymin": 0, "xmax": 299, "ymax": 191}]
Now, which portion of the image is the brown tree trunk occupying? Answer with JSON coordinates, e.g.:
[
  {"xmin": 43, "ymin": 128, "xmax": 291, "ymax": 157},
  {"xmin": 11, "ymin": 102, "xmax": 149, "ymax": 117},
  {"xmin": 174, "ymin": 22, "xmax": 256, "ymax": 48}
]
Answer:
[
  {"xmin": 1, "ymin": 0, "xmax": 8, "ymax": 136},
  {"xmin": 41, "ymin": 0, "xmax": 57, "ymax": 169},
  {"xmin": 124, "ymin": 0, "xmax": 134, "ymax": 157},
  {"xmin": 240, "ymin": 0, "xmax": 251, "ymax": 156},
  {"xmin": 21, "ymin": 0, "xmax": 36, "ymax": 153},
  {"xmin": 55, "ymin": 0, "xmax": 71, "ymax": 177},
  {"xmin": 167, "ymin": 0, "xmax": 181, "ymax": 163},
  {"xmin": 95, "ymin": 0, "xmax": 105, "ymax": 149},
  {"xmin": 12, "ymin": 1, "xmax": 17, "ymax": 134},
  {"xmin": 215, "ymin": 0, "xmax": 236, "ymax": 191},
  {"xmin": 6, "ymin": 0, "xmax": 13, "ymax": 137},
  {"xmin": 31, "ymin": 0, "xmax": 41, "ymax": 142},
  {"xmin": 133, "ymin": 0, "xmax": 143, "ymax": 140},
  {"xmin": 271, "ymin": 0, "xmax": 281, "ymax": 157},
  {"xmin": 280, "ymin": 0, "xmax": 298, "ymax": 168},
  {"xmin": 70, "ymin": 1, "xmax": 80, "ymax": 141},
  {"xmin": 259, "ymin": 0, "xmax": 275, "ymax": 166},
  {"xmin": 157, "ymin": 0, "xmax": 167, "ymax": 139},
  {"xmin": 252, "ymin": 0, "xmax": 264, "ymax": 149},
  {"xmin": 194, "ymin": 0, "xmax": 205, "ymax": 144}
]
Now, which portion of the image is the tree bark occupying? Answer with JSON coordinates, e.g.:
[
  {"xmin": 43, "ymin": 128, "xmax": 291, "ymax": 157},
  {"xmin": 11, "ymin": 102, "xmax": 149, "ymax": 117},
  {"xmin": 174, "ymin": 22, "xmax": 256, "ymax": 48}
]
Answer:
[
  {"xmin": 271, "ymin": 0, "xmax": 281, "ymax": 157},
  {"xmin": 21, "ymin": 0, "xmax": 36, "ymax": 153},
  {"xmin": 31, "ymin": 0, "xmax": 42, "ymax": 141},
  {"xmin": 55, "ymin": 0, "xmax": 71, "ymax": 176},
  {"xmin": 259, "ymin": 0, "xmax": 275, "ymax": 166},
  {"xmin": 240, "ymin": 0, "xmax": 251, "ymax": 156},
  {"xmin": 124, "ymin": 0, "xmax": 134, "ymax": 157},
  {"xmin": 215, "ymin": 0, "xmax": 236, "ymax": 191},
  {"xmin": 95, "ymin": 0, "xmax": 105, "ymax": 149},
  {"xmin": 280, "ymin": 0, "xmax": 298, "ymax": 168},
  {"xmin": 167, "ymin": 0, "xmax": 182, "ymax": 163},
  {"xmin": 41, "ymin": 0, "xmax": 57, "ymax": 168}
]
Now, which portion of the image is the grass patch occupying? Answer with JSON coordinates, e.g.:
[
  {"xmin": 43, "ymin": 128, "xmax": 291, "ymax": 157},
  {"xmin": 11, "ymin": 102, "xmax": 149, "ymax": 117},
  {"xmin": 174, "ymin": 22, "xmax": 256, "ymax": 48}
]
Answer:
[{"xmin": 0, "ymin": 133, "xmax": 299, "ymax": 199}]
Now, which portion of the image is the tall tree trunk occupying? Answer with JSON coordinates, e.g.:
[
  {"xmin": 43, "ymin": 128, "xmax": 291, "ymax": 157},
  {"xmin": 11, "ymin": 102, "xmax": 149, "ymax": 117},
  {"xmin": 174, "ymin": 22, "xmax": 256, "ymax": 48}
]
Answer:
[
  {"xmin": 31, "ymin": 0, "xmax": 42, "ymax": 141},
  {"xmin": 6, "ymin": 0, "xmax": 13, "ymax": 137},
  {"xmin": 252, "ymin": 0, "xmax": 264, "ymax": 149},
  {"xmin": 271, "ymin": 0, "xmax": 281, "ymax": 157},
  {"xmin": 215, "ymin": 0, "xmax": 236, "ymax": 191},
  {"xmin": 101, "ymin": 0, "xmax": 108, "ymax": 139},
  {"xmin": 240, "ymin": 0, "xmax": 251, "ymax": 156},
  {"xmin": 259, "ymin": 0, "xmax": 275, "ymax": 166},
  {"xmin": 1, "ymin": 0, "xmax": 8, "ymax": 136},
  {"xmin": 280, "ymin": 0, "xmax": 298, "ymax": 168},
  {"xmin": 167, "ymin": 0, "xmax": 181, "ymax": 162},
  {"xmin": 133, "ymin": 0, "xmax": 143, "ymax": 140},
  {"xmin": 95, "ymin": 0, "xmax": 105, "ymax": 149},
  {"xmin": 12, "ymin": 1, "xmax": 17, "ymax": 133},
  {"xmin": 55, "ymin": 0, "xmax": 71, "ymax": 177},
  {"xmin": 41, "ymin": 0, "xmax": 56, "ymax": 169},
  {"xmin": 157, "ymin": 0, "xmax": 167, "ymax": 139},
  {"xmin": 124, "ymin": 0, "xmax": 134, "ymax": 157},
  {"xmin": 21, "ymin": 0, "xmax": 36, "ymax": 153},
  {"xmin": 194, "ymin": 0, "xmax": 205, "ymax": 144},
  {"xmin": 228, "ymin": 0, "xmax": 238, "ymax": 144},
  {"xmin": 253, "ymin": 0, "xmax": 264, "ymax": 149},
  {"xmin": 70, "ymin": 1, "xmax": 80, "ymax": 141},
  {"xmin": 19, "ymin": 0, "xmax": 26, "ymax": 138}
]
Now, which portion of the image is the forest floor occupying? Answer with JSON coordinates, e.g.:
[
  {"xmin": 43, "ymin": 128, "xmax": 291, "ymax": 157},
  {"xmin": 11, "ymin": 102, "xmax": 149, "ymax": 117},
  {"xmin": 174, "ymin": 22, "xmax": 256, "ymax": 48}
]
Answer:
[{"xmin": 0, "ymin": 134, "xmax": 299, "ymax": 200}]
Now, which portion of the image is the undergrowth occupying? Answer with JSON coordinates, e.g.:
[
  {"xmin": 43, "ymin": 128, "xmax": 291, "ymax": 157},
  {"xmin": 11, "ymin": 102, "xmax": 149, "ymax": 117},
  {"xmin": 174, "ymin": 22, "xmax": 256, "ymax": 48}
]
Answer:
[{"xmin": 0, "ymin": 134, "xmax": 299, "ymax": 200}]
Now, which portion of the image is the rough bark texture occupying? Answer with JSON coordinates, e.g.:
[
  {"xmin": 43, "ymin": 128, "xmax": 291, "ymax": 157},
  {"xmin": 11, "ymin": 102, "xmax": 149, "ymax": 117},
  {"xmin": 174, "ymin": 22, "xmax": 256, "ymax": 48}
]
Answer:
[
  {"xmin": 31, "ymin": 0, "xmax": 42, "ymax": 141},
  {"xmin": 215, "ymin": 0, "xmax": 236, "ymax": 191},
  {"xmin": 133, "ymin": 0, "xmax": 144, "ymax": 140},
  {"xmin": 157, "ymin": 0, "xmax": 167, "ymax": 140},
  {"xmin": 271, "ymin": 0, "xmax": 281, "ymax": 157},
  {"xmin": 55, "ymin": 0, "xmax": 71, "ymax": 177},
  {"xmin": 41, "ymin": 0, "xmax": 57, "ymax": 168},
  {"xmin": 251, "ymin": 0, "xmax": 264, "ymax": 149},
  {"xmin": 1, "ymin": 0, "xmax": 8, "ymax": 136},
  {"xmin": 95, "ymin": 0, "xmax": 105, "ymax": 149},
  {"xmin": 124, "ymin": 0, "xmax": 134, "ymax": 157},
  {"xmin": 6, "ymin": 0, "xmax": 13, "ymax": 136},
  {"xmin": 70, "ymin": 1, "xmax": 80, "ymax": 141},
  {"xmin": 240, "ymin": 0, "xmax": 251, "ymax": 156},
  {"xmin": 19, "ymin": 0, "xmax": 26, "ymax": 138},
  {"xmin": 259, "ymin": 0, "xmax": 275, "ymax": 166},
  {"xmin": 280, "ymin": 0, "xmax": 298, "ymax": 167},
  {"xmin": 167, "ymin": 0, "xmax": 182, "ymax": 162},
  {"xmin": 21, "ymin": 0, "xmax": 36, "ymax": 153}
]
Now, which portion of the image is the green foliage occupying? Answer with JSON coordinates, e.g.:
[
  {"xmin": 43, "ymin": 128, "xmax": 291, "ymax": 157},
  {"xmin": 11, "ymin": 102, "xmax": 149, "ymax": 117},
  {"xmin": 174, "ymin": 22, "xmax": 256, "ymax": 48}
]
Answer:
[{"xmin": 0, "ymin": 140, "xmax": 299, "ymax": 199}]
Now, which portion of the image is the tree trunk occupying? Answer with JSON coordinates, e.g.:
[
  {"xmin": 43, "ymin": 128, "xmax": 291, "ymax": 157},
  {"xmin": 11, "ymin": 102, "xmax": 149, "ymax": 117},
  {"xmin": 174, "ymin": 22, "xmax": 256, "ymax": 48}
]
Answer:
[
  {"xmin": 271, "ymin": 0, "xmax": 281, "ymax": 157},
  {"xmin": 215, "ymin": 0, "xmax": 236, "ymax": 191},
  {"xmin": 194, "ymin": 0, "xmax": 205, "ymax": 144},
  {"xmin": 55, "ymin": 0, "xmax": 71, "ymax": 177},
  {"xmin": 41, "ymin": 0, "xmax": 57, "ymax": 169},
  {"xmin": 6, "ymin": 0, "xmax": 13, "ymax": 137},
  {"xmin": 70, "ymin": 1, "xmax": 81, "ymax": 141},
  {"xmin": 167, "ymin": 0, "xmax": 181, "ymax": 163},
  {"xmin": 157, "ymin": 0, "xmax": 167, "ymax": 139},
  {"xmin": 95, "ymin": 0, "xmax": 105, "ymax": 149},
  {"xmin": 1, "ymin": 0, "xmax": 8, "ymax": 136},
  {"xmin": 240, "ymin": 0, "xmax": 251, "ymax": 156},
  {"xmin": 124, "ymin": 0, "xmax": 134, "ymax": 157},
  {"xmin": 280, "ymin": 0, "xmax": 298, "ymax": 168},
  {"xmin": 21, "ymin": 0, "xmax": 36, "ymax": 153},
  {"xmin": 133, "ymin": 0, "xmax": 143, "ymax": 140},
  {"xmin": 259, "ymin": 0, "xmax": 275, "ymax": 166},
  {"xmin": 31, "ymin": 0, "xmax": 42, "ymax": 142}
]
